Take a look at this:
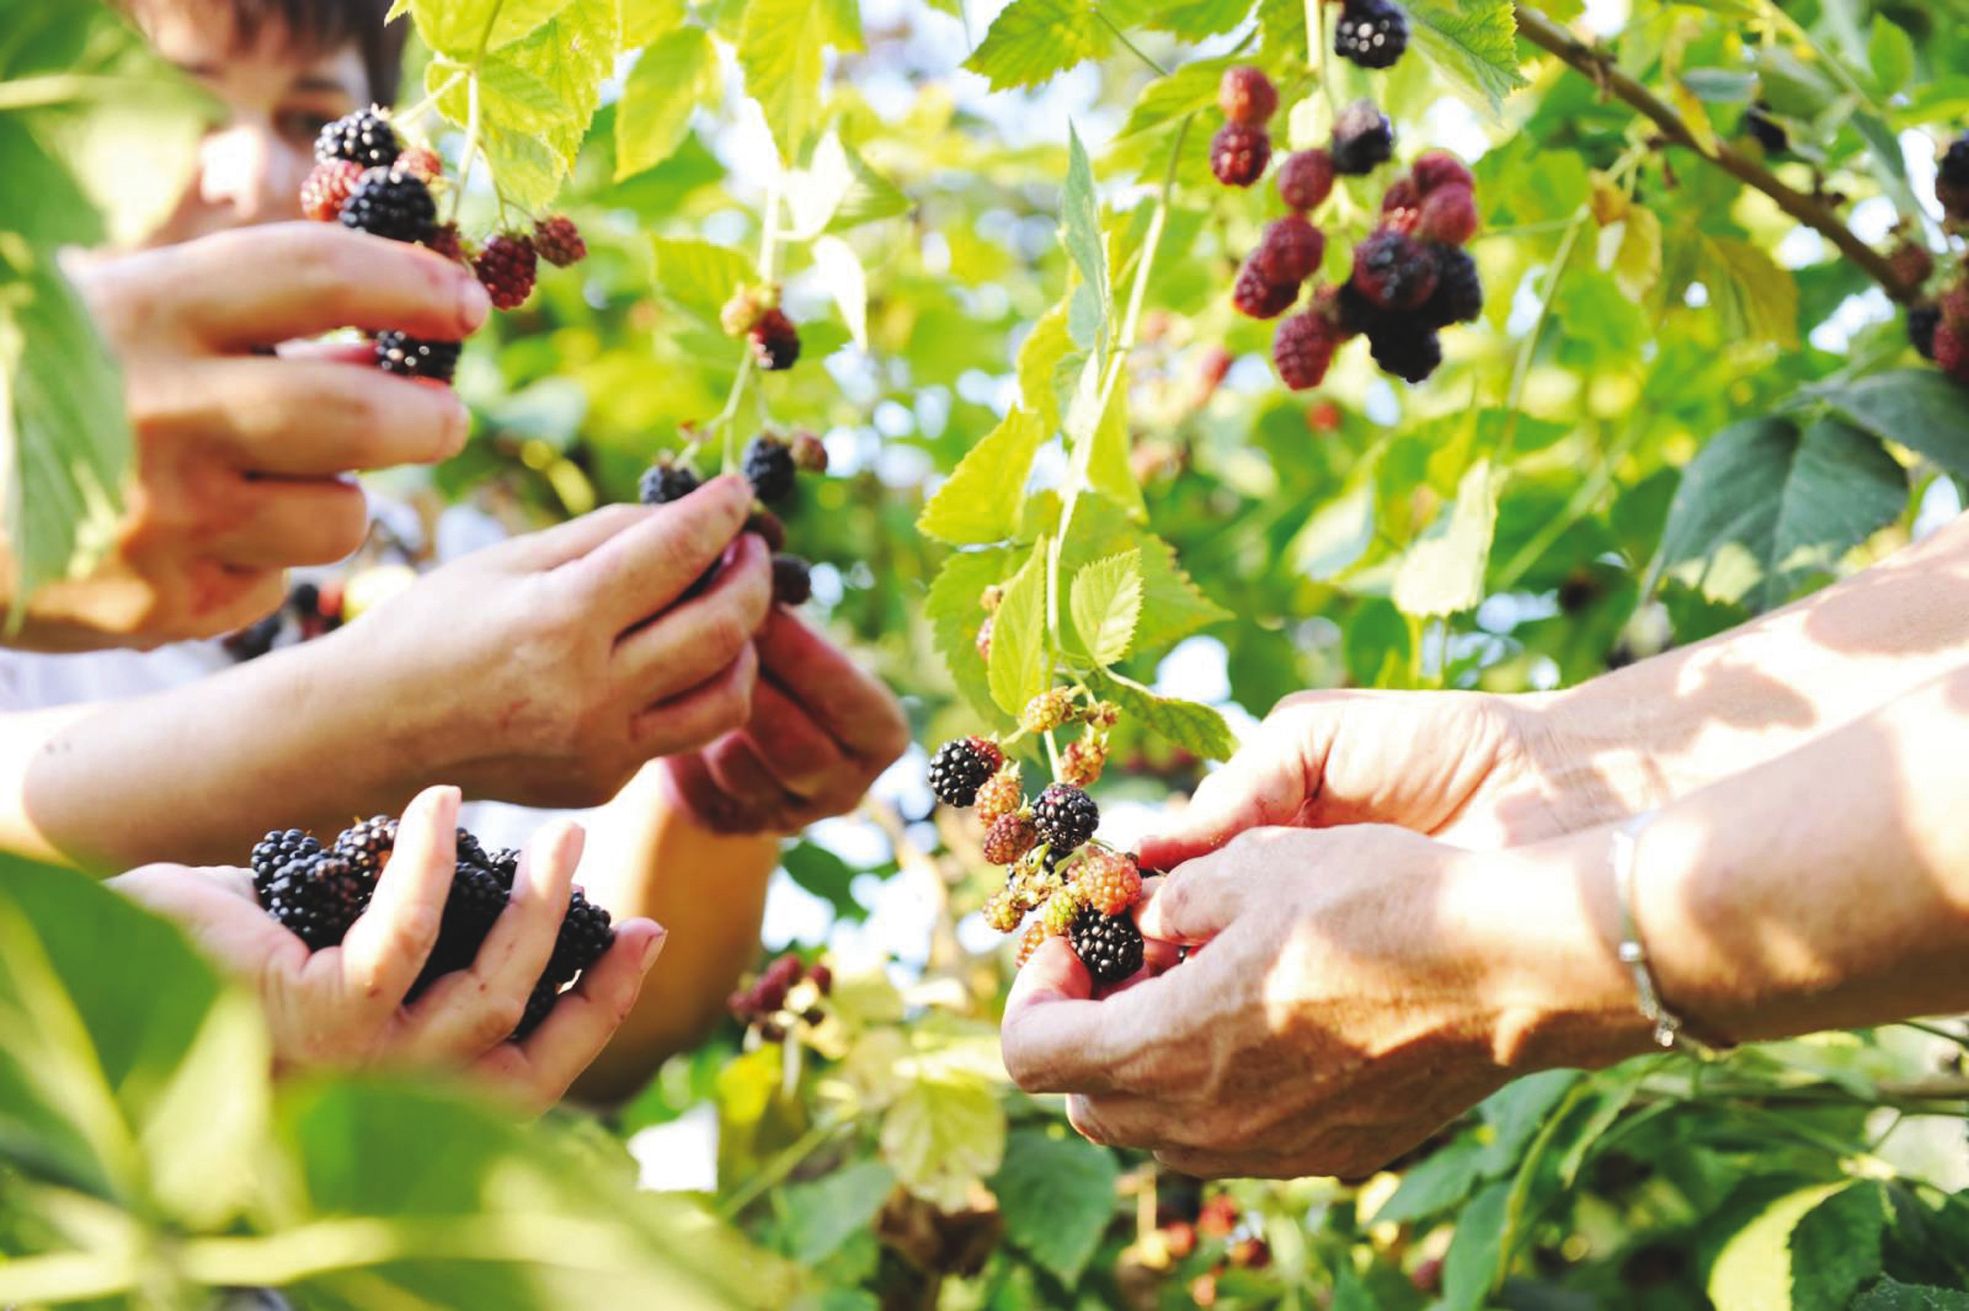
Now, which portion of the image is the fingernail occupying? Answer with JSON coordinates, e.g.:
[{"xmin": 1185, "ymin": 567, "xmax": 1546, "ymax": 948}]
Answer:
[
  {"xmin": 639, "ymin": 925, "xmax": 668, "ymax": 970},
  {"xmin": 458, "ymin": 276, "xmax": 491, "ymax": 332}
]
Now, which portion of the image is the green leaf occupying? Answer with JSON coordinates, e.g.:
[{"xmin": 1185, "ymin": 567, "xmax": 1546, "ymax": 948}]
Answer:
[
  {"xmin": 917, "ymin": 409, "xmax": 1045, "ymax": 545},
  {"xmin": 880, "ymin": 1073, "xmax": 1006, "ymax": 1211},
  {"xmin": 1064, "ymin": 356, "xmax": 1144, "ymax": 520},
  {"xmin": 1059, "ymin": 497, "xmax": 1231, "ymax": 654},
  {"xmin": 1, "ymin": 251, "xmax": 130, "ymax": 615},
  {"xmin": 623, "ymin": 0, "xmax": 690, "ymax": 45},
  {"xmin": 963, "ymin": 0, "xmax": 1110, "ymax": 90},
  {"xmin": 1853, "ymin": 1280, "xmax": 1969, "ymax": 1311},
  {"xmin": 779, "ymin": 1162, "xmax": 895, "ymax": 1264},
  {"xmin": 1068, "ymin": 550, "xmax": 1143, "ymax": 667},
  {"xmin": 1476, "ymin": 1070, "xmax": 1581, "ymax": 1176},
  {"xmin": 992, "ymin": 1129, "xmax": 1119, "ymax": 1285},
  {"xmin": 1370, "ymin": 1132, "xmax": 1484, "ymax": 1225},
  {"xmin": 810, "ymin": 235, "xmax": 868, "ymax": 349},
  {"xmin": 1061, "ymin": 126, "xmax": 1110, "ymax": 340},
  {"xmin": 1710, "ymin": 1182, "xmax": 1885, "ymax": 1311},
  {"xmin": 1393, "ymin": 459, "xmax": 1498, "ymax": 618},
  {"xmin": 926, "ymin": 546, "xmax": 1020, "ymax": 722},
  {"xmin": 1140, "ymin": 0, "xmax": 1253, "ymax": 41},
  {"xmin": 1442, "ymin": 1180, "xmax": 1512, "ymax": 1311},
  {"xmin": 1331, "ymin": 1266, "xmax": 1377, "ymax": 1311},
  {"xmin": 408, "ymin": 0, "xmax": 576, "ymax": 57},
  {"xmin": 1091, "ymin": 673, "xmax": 1238, "ymax": 761},
  {"xmin": 1653, "ymin": 416, "xmax": 1906, "ymax": 612},
  {"xmin": 615, "ymin": 26, "xmax": 720, "ymax": 180},
  {"xmin": 650, "ymin": 236, "xmax": 756, "ymax": 328},
  {"xmin": 738, "ymin": 0, "xmax": 830, "ymax": 161},
  {"xmin": 779, "ymin": 841, "xmax": 867, "ymax": 923},
  {"xmin": 1116, "ymin": 57, "xmax": 1237, "ymax": 140},
  {"xmin": 988, "ymin": 540, "xmax": 1051, "ymax": 718},
  {"xmin": 824, "ymin": 139, "xmax": 912, "ymax": 233},
  {"xmin": 1406, "ymin": 0, "xmax": 1526, "ymax": 118},
  {"xmin": 1698, "ymin": 234, "xmax": 1800, "ymax": 349},
  {"xmin": 1017, "ymin": 301, "xmax": 1078, "ymax": 431},
  {"xmin": 1867, "ymin": 15, "xmax": 1916, "ymax": 96},
  {"xmin": 1817, "ymin": 370, "xmax": 1969, "ymax": 482}
]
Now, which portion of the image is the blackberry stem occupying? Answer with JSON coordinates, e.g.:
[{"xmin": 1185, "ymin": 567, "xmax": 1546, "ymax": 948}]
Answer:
[{"xmin": 1091, "ymin": 7, "xmax": 1168, "ymax": 77}]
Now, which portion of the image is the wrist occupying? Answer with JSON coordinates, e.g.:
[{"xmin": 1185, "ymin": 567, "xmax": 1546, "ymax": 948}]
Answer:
[
  {"xmin": 1515, "ymin": 684, "xmax": 1678, "ymax": 831},
  {"xmin": 1460, "ymin": 835, "xmax": 1657, "ymax": 1074},
  {"xmin": 270, "ymin": 632, "xmax": 441, "ymax": 809}
]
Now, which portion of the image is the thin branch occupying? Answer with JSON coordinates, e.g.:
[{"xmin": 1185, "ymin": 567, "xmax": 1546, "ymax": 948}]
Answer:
[
  {"xmin": 1513, "ymin": 4, "xmax": 1918, "ymax": 302},
  {"xmin": 1093, "ymin": 7, "xmax": 1169, "ymax": 78}
]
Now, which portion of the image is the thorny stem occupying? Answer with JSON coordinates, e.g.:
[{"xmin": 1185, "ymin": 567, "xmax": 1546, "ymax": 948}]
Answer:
[{"xmin": 1513, "ymin": 4, "xmax": 1917, "ymax": 301}]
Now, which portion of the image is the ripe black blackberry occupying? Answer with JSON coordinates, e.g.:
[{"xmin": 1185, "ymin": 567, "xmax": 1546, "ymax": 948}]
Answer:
[
  {"xmin": 1744, "ymin": 102, "xmax": 1788, "ymax": 155},
  {"xmin": 1939, "ymin": 137, "xmax": 1969, "ymax": 221},
  {"xmin": 1353, "ymin": 229, "xmax": 1439, "ymax": 311},
  {"xmin": 339, "ymin": 166, "xmax": 436, "ymax": 244},
  {"xmin": 750, "ymin": 308, "xmax": 802, "ymax": 370},
  {"xmin": 315, "ymin": 106, "xmax": 400, "ymax": 169},
  {"xmin": 374, "ymin": 332, "xmax": 461, "ymax": 383},
  {"xmin": 929, "ymin": 737, "xmax": 1004, "ymax": 808},
  {"xmin": 514, "ymin": 979, "xmax": 559, "ymax": 1040},
  {"xmin": 1910, "ymin": 304, "xmax": 1941, "ymax": 361},
  {"xmin": 547, "ymin": 888, "xmax": 616, "ymax": 985},
  {"xmin": 1331, "ymin": 100, "xmax": 1395, "ymax": 176},
  {"xmin": 262, "ymin": 854, "xmax": 366, "ymax": 950},
  {"xmin": 1334, "ymin": 0, "xmax": 1408, "ymax": 69},
  {"xmin": 1067, "ymin": 906, "xmax": 1144, "ymax": 985},
  {"xmin": 251, "ymin": 829, "xmax": 320, "ymax": 896},
  {"xmin": 336, "ymin": 815, "xmax": 398, "ymax": 881},
  {"xmin": 1419, "ymin": 246, "xmax": 1484, "ymax": 329},
  {"xmin": 639, "ymin": 460, "xmax": 701, "ymax": 506},
  {"xmin": 484, "ymin": 847, "xmax": 521, "ymax": 889},
  {"xmin": 772, "ymin": 554, "xmax": 813, "ymax": 606},
  {"xmin": 1210, "ymin": 123, "xmax": 1272, "ymax": 188},
  {"xmin": 1033, "ymin": 783, "xmax": 1099, "ymax": 854},
  {"xmin": 743, "ymin": 434, "xmax": 797, "ymax": 504},
  {"xmin": 1367, "ymin": 321, "xmax": 1444, "ymax": 383}
]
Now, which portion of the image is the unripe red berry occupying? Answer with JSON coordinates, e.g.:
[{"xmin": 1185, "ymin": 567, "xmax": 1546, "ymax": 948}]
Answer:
[
  {"xmin": 1277, "ymin": 149, "xmax": 1336, "ymax": 213},
  {"xmin": 1218, "ymin": 66, "xmax": 1278, "ymax": 127},
  {"xmin": 1273, "ymin": 311, "xmax": 1342, "ymax": 391},
  {"xmin": 790, "ymin": 430, "xmax": 829, "ymax": 473},
  {"xmin": 300, "ymin": 160, "xmax": 363, "ymax": 222},
  {"xmin": 1889, "ymin": 241, "xmax": 1934, "ymax": 291},
  {"xmin": 1415, "ymin": 184, "xmax": 1480, "ymax": 245},
  {"xmin": 533, "ymin": 214, "xmax": 587, "ymax": 267},
  {"xmin": 1210, "ymin": 123, "xmax": 1272, "ymax": 188},
  {"xmin": 1232, "ymin": 257, "xmax": 1298, "ymax": 320},
  {"xmin": 1252, "ymin": 215, "xmax": 1325, "ymax": 286},
  {"xmin": 1939, "ymin": 283, "xmax": 1969, "ymax": 329},
  {"xmin": 1937, "ymin": 321, "xmax": 1969, "ymax": 382},
  {"xmin": 397, "ymin": 146, "xmax": 443, "ymax": 182},
  {"xmin": 425, "ymin": 222, "xmax": 465, "ymax": 263},
  {"xmin": 474, "ymin": 233, "xmax": 538, "ymax": 310},
  {"xmin": 1380, "ymin": 176, "xmax": 1421, "ymax": 216},
  {"xmin": 1411, "ymin": 148, "xmax": 1475, "ymax": 195},
  {"xmin": 983, "ymin": 814, "xmax": 1039, "ymax": 866}
]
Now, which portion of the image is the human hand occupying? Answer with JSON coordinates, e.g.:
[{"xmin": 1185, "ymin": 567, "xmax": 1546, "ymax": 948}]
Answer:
[
  {"xmin": 324, "ymin": 476, "xmax": 771, "ymax": 810},
  {"xmin": 112, "ymin": 786, "xmax": 669, "ymax": 1113},
  {"xmin": 1139, "ymin": 689, "xmax": 1590, "ymax": 872},
  {"xmin": 1000, "ymin": 825, "xmax": 1645, "ymax": 1178},
  {"xmin": 8, "ymin": 225, "xmax": 491, "ymax": 652},
  {"xmin": 661, "ymin": 608, "xmax": 909, "ymax": 835}
]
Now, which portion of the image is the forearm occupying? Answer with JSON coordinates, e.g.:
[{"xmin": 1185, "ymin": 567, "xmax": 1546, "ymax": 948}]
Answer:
[
  {"xmin": 1536, "ymin": 516, "xmax": 1969, "ymax": 823},
  {"xmin": 0, "ymin": 633, "xmax": 426, "ymax": 870},
  {"xmin": 570, "ymin": 762, "xmax": 779, "ymax": 1103},
  {"xmin": 1496, "ymin": 664, "xmax": 1969, "ymax": 1069}
]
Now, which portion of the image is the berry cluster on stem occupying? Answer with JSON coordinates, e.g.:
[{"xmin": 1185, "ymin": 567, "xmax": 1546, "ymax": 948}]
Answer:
[{"xmin": 637, "ymin": 429, "xmax": 828, "ymax": 607}]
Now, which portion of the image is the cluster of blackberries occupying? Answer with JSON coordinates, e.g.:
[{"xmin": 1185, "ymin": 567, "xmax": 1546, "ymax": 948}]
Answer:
[
  {"xmin": 1333, "ymin": 0, "xmax": 1409, "ymax": 70},
  {"xmin": 720, "ymin": 286, "xmax": 803, "ymax": 372},
  {"xmin": 248, "ymin": 814, "xmax": 614, "ymax": 1039},
  {"xmin": 929, "ymin": 692, "xmax": 1145, "ymax": 985},
  {"xmin": 222, "ymin": 580, "xmax": 343, "ymax": 663},
  {"xmin": 727, "ymin": 952, "xmax": 832, "ymax": 1043},
  {"xmin": 303, "ymin": 106, "xmax": 588, "ymax": 384},
  {"xmin": 639, "ymin": 432, "xmax": 827, "ymax": 605},
  {"xmin": 1744, "ymin": 101, "xmax": 1789, "ymax": 155},
  {"xmin": 1910, "ymin": 281, "xmax": 1969, "ymax": 385}
]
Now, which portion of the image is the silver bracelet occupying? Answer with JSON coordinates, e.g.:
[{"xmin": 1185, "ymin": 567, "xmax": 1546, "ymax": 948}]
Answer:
[{"xmin": 1611, "ymin": 809, "xmax": 1731, "ymax": 1059}]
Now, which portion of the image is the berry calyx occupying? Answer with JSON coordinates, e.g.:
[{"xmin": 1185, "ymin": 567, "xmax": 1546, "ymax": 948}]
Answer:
[
  {"xmin": 1067, "ymin": 906, "xmax": 1145, "ymax": 985},
  {"xmin": 474, "ymin": 233, "xmax": 539, "ymax": 310},
  {"xmin": 1210, "ymin": 123, "xmax": 1272, "ymax": 188},
  {"xmin": 749, "ymin": 307, "xmax": 802, "ymax": 371},
  {"xmin": 1218, "ymin": 66, "xmax": 1278, "ymax": 127},
  {"xmin": 1074, "ymin": 848, "xmax": 1143, "ymax": 916},
  {"xmin": 340, "ymin": 165, "xmax": 436, "ymax": 244},
  {"xmin": 929, "ymin": 737, "xmax": 1005, "ymax": 808},
  {"xmin": 771, "ymin": 554, "xmax": 813, "ymax": 606},
  {"xmin": 1233, "ymin": 258, "xmax": 1300, "ymax": 320},
  {"xmin": 1253, "ymin": 215, "xmax": 1326, "ymax": 287},
  {"xmin": 315, "ymin": 106, "xmax": 400, "ymax": 168},
  {"xmin": 374, "ymin": 333, "xmax": 462, "ymax": 383},
  {"xmin": 301, "ymin": 160, "xmax": 363, "ymax": 222},
  {"xmin": 1273, "ymin": 310, "xmax": 1342, "ymax": 391},
  {"xmin": 639, "ymin": 460, "xmax": 702, "ymax": 506},
  {"xmin": 1331, "ymin": 100, "xmax": 1395, "ymax": 176},
  {"xmin": 533, "ymin": 214, "xmax": 587, "ymax": 267},
  {"xmin": 1033, "ymin": 783, "xmax": 1099, "ymax": 854},
  {"xmin": 1334, "ymin": 0, "xmax": 1409, "ymax": 70},
  {"xmin": 743, "ymin": 434, "xmax": 797, "ymax": 504},
  {"xmin": 976, "ymin": 766, "xmax": 1024, "ymax": 826},
  {"xmin": 1352, "ymin": 228, "xmax": 1439, "ymax": 310},
  {"xmin": 983, "ymin": 814, "xmax": 1039, "ymax": 866},
  {"xmin": 1277, "ymin": 149, "xmax": 1337, "ymax": 213}
]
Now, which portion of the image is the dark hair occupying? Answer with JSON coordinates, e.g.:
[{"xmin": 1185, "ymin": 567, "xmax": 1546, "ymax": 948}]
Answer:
[{"xmin": 191, "ymin": 1, "xmax": 408, "ymax": 103}]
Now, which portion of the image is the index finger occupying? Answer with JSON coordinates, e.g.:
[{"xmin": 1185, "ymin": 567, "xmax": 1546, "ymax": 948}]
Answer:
[
  {"xmin": 753, "ymin": 608, "xmax": 908, "ymax": 760},
  {"xmin": 166, "ymin": 224, "xmax": 491, "ymax": 349},
  {"xmin": 338, "ymin": 787, "xmax": 458, "ymax": 1007},
  {"xmin": 1000, "ymin": 937, "xmax": 1128, "ymax": 1096},
  {"xmin": 564, "ymin": 475, "xmax": 752, "ymax": 630}
]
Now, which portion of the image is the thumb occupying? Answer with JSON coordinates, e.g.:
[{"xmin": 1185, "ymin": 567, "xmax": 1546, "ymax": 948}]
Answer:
[
  {"xmin": 1133, "ymin": 851, "xmax": 1256, "ymax": 945},
  {"xmin": 1138, "ymin": 749, "xmax": 1311, "ymax": 873}
]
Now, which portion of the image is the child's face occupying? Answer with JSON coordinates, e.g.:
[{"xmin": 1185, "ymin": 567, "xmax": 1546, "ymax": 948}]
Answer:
[{"xmin": 134, "ymin": 2, "xmax": 372, "ymax": 246}]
